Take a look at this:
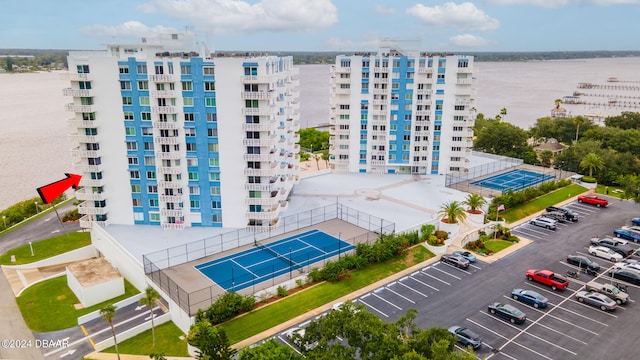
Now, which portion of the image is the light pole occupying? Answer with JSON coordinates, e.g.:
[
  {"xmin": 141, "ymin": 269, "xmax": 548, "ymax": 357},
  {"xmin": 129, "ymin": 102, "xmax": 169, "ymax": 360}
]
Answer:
[
  {"xmin": 29, "ymin": 242, "xmax": 34, "ymax": 256},
  {"xmin": 34, "ymin": 202, "xmax": 39, "ymax": 214},
  {"xmin": 2, "ymin": 216, "xmax": 5, "ymax": 228}
]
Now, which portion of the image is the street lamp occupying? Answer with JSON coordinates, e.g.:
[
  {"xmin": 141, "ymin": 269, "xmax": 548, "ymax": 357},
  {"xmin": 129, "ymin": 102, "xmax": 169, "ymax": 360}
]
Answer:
[
  {"xmin": 2, "ymin": 216, "xmax": 5, "ymax": 228},
  {"xmin": 34, "ymin": 202, "xmax": 39, "ymax": 214}
]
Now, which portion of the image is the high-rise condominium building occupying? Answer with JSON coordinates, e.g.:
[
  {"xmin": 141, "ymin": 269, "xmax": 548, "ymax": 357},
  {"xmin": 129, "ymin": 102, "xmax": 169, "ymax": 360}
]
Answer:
[
  {"xmin": 328, "ymin": 49, "xmax": 475, "ymax": 175},
  {"xmin": 65, "ymin": 35, "xmax": 300, "ymax": 231}
]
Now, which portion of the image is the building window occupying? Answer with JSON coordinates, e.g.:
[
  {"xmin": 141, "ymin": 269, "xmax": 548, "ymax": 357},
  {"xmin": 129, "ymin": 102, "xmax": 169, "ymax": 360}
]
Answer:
[
  {"xmin": 185, "ymin": 128, "xmax": 196, "ymax": 137},
  {"xmin": 203, "ymin": 66, "xmax": 215, "ymax": 75},
  {"xmin": 208, "ymin": 143, "xmax": 219, "ymax": 152},
  {"xmin": 126, "ymin": 142, "xmax": 137, "ymax": 151},
  {"xmin": 77, "ymin": 65, "xmax": 90, "ymax": 74},
  {"xmin": 120, "ymin": 81, "xmax": 131, "ymax": 90},
  {"xmin": 142, "ymin": 127, "xmax": 153, "ymax": 136},
  {"xmin": 187, "ymin": 158, "xmax": 198, "ymax": 167},
  {"xmin": 125, "ymin": 127, "xmax": 136, "ymax": 136},
  {"xmin": 132, "ymin": 198, "xmax": 142, "ymax": 207},
  {"xmin": 127, "ymin": 156, "xmax": 138, "ymax": 165},
  {"xmin": 183, "ymin": 98, "xmax": 193, "ymax": 106},
  {"xmin": 146, "ymin": 171, "xmax": 156, "ymax": 179},
  {"xmin": 210, "ymin": 186, "xmax": 220, "ymax": 195},
  {"xmin": 119, "ymin": 65, "xmax": 129, "ymax": 74},
  {"xmin": 130, "ymin": 170, "xmax": 140, "ymax": 179},
  {"xmin": 209, "ymin": 158, "xmax": 219, "ymax": 167},
  {"xmin": 131, "ymin": 184, "xmax": 141, "ymax": 193},
  {"xmin": 207, "ymin": 113, "xmax": 217, "ymax": 122},
  {"xmin": 211, "ymin": 201, "xmax": 221, "ymax": 209},
  {"xmin": 148, "ymin": 185, "xmax": 158, "ymax": 193},
  {"xmin": 205, "ymin": 98, "xmax": 216, "ymax": 107},
  {"xmin": 149, "ymin": 199, "xmax": 159, "ymax": 207},
  {"xmin": 212, "ymin": 214, "xmax": 222, "ymax": 223},
  {"xmin": 150, "ymin": 213, "xmax": 160, "ymax": 221},
  {"xmin": 182, "ymin": 81, "xmax": 192, "ymax": 91},
  {"xmin": 136, "ymin": 64, "xmax": 147, "ymax": 74},
  {"xmin": 204, "ymin": 82, "xmax": 215, "ymax": 91},
  {"xmin": 122, "ymin": 96, "xmax": 132, "ymax": 105},
  {"xmin": 209, "ymin": 172, "xmax": 220, "ymax": 181},
  {"xmin": 207, "ymin": 128, "xmax": 218, "ymax": 137},
  {"xmin": 189, "ymin": 186, "xmax": 200, "ymax": 195},
  {"xmin": 180, "ymin": 64, "xmax": 191, "ymax": 75},
  {"xmin": 190, "ymin": 200, "xmax": 200, "ymax": 209},
  {"xmin": 188, "ymin": 172, "xmax": 198, "ymax": 180},
  {"xmin": 186, "ymin": 143, "xmax": 197, "ymax": 152},
  {"xmin": 144, "ymin": 142, "xmax": 154, "ymax": 151},
  {"xmin": 184, "ymin": 113, "xmax": 194, "ymax": 122},
  {"xmin": 139, "ymin": 96, "xmax": 150, "ymax": 105}
]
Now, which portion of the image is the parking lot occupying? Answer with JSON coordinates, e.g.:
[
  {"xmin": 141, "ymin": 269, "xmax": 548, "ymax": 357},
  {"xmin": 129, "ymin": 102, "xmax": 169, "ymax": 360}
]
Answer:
[{"xmin": 274, "ymin": 197, "xmax": 640, "ymax": 359}]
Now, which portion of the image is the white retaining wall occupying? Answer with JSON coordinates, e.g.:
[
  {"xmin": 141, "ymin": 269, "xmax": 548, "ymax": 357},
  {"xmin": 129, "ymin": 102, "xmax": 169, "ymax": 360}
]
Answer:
[
  {"xmin": 78, "ymin": 292, "xmax": 145, "ymax": 325},
  {"xmin": 3, "ymin": 245, "xmax": 98, "ymax": 270},
  {"xmin": 90, "ymin": 224, "xmax": 146, "ymax": 291},
  {"xmin": 93, "ymin": 312, "xmax": 172, "ymax": 351}
]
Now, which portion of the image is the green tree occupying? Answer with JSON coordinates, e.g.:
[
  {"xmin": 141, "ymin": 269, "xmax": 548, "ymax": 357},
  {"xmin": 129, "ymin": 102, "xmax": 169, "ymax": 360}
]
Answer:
[
  {"xmin": 149, "ymin": 353, "xmax": 166, "ymax": 360},
  {"xmin": 239, "ymin": 339, "xmax": 303, "ymax": 360},
  {"xmin": 322, "ymin": 149, "xmax": 330, "ymax": 166},
  {"xmin": 100, "ymin": 304, "xmax": 121, "ymax": 360},
  {"xmin": 438, "ymin": 201, "xmax": 467, "ymax": 224},
  {"xmin": 188, "ymin": 321, "xmax": 236, "ymax": 360},
  {"xmin": 605, "ymin": 111, "xmax": 640, "ymax": 130},
  {"xmin": 580, "ymin": 152, "xmax": 605, "ymax": 177},
  {"xmin": 473, "ymin": 121, "xmax": 531, "ymax": 159},
  {"xmin": 463, "ymin": 193, "xmax": 487, "ymax": 213},
  {"xmin": 539, "ymin": 150, "xmax": 554, "ymax": 168},
  {"xmin": 139, "ymin": 286, "xmax": 161, "ymax": 346},
  {"xmin": 574, "ymin": 115, "xmax": 585, "ymax": 142},
  {"xmin": 298, "ymin": 128, "xmax": 330, "ymax": 151},
  {"xmin": 500, "ymin": 107, "xmax": 507, "ymax": 121}
]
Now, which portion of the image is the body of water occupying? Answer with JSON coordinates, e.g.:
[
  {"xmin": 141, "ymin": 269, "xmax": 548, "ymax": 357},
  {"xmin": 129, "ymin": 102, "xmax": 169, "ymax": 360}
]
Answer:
[{"xmin": 2, "ymin": 58, "xmax": 639, "ymax": 210}]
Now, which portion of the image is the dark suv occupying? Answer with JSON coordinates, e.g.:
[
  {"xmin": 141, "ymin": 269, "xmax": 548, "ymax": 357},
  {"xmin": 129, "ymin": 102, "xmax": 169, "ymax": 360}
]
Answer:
[{"xmin": 546, "ymin": 206, "xmax": 578, "ymax": 222}]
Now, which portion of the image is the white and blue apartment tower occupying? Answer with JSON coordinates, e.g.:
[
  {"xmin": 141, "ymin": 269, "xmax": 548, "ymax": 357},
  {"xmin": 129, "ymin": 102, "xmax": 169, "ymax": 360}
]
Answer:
[
  {"xmin": 328, "ymin": 49, "xmax": 474, "ymax": 175},
  {"xmin": 65, "ymin": 35, "xmax": 300, "ymax": 231}
]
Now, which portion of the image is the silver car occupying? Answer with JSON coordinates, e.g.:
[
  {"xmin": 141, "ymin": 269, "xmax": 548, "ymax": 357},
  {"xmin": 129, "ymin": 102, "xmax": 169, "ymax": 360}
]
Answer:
[
  {"xmin": 575, "ymin": 290, "xmax": 617, "ymax": 311},
  {"xmin": 529, "ymin": 216, "xmax": 557, "ymax": 230}
]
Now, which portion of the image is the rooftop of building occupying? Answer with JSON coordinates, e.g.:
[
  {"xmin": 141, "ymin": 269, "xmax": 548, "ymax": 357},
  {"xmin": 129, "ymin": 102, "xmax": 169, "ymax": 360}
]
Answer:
[{"xmin": 67, "ymin": 257, "xmax": 121, "ymax": 287}]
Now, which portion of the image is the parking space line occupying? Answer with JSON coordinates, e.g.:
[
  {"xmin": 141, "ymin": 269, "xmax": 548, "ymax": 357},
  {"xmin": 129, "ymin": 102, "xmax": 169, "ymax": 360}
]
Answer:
[
  {"xmin": 385, "ymin": 283, "xmax": 416, "ymax": 304},
  {"xmin": 432, "ymin": 264, "xmax": 464, "ymax": 279},
  {"xmin": 405, "ymin": 275, "xmax": 440, "ymax": 291},
  {"xmin": 453, "ymin": 344, "xmax": 484, "ymax": 360},
  {"xmin": 420, "ymin": 270, "xmax": 451, "ymax": 285},
  {"xmin": 466, "ymin": 318, "xmax": 510, "ymax": 341},
  {"xmin": 469, "ymin": 263, "xmax": 482, "ymax": 270},
  {"xmin": 397, "ymin": 279, "xmax": 429, "ymax": 298},
  {"xmin": 525, "ymin": 282, "xmax": 569, "ymax": 299},
  {"xmin": 278, "ymin": 335, "xmax": 302, "ymax": 354},
  {"xmin": 534, "ymin": 321, "xmax": 588, "ymax": 345},
  {"xmin": 512, "ymin": 230, "xmax": 544, "ymax": 240},
  {"xmin": 359, "ymin": 297, "xmax": 388, "ymax": 318},
  {"xmin": 549, "ymin": 304, "xmax": 609, "ymax": 327},
  {"xmin": 501, "ymin": 295, "xmax": 599, "ymax": 336},
  {"xmin": 567, "ymin": 298, "xmax": 618, "ymax": 318},
  {"xmin": 474, "ymin": 314, "xmax": 554, "ymax": 360},
  {"xmin": 372, "ymin": 291, "xmax": 403, "ymax": 310}
]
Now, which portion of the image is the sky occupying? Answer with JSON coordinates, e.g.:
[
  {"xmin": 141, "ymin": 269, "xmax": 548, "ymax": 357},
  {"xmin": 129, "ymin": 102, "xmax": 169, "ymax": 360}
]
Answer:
[{"xmin": 1, "ymin": 0, "xmax": 638, "ymax": 52}]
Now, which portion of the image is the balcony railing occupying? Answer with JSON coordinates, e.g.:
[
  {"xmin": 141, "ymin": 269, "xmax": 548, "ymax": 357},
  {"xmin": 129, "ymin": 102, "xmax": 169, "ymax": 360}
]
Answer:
[
  {"xmin": 156, "ymin": 166, "xmax": 182, "ymax": 174},
  {"xmin": 68, "ymin": 119, "xmax": 97, "ymax": 128},
  {"xmin": 245, "ymin": 197, "xmax": 279, "ymax": 206},
  {"xmin": 161, "ymin": 223, "xmax": 185, "ymax": 230},
  {"xmin": 73, "ymin": 163, "xmax": 102, "ymax": 173},
  {"xmin": 246, "ymin": 208, "xmax": 281, "ymax": 220},
  {"xmin": 65, "ymin": 103, "xmax": 94, "ymax": 113},
  {"xmin": 158, "ymin": 181, "xmax": 184, "ymax": 189},
  {"xmin": 156, "ymin": 152, "xmax": 181, "ymax": 160},
  {"xmin": 244, "ymin": 183, "xmax": 276, "ymax": 191},
  {"xmin": 62, "ymin": 88, "xmax": 91, "ymax": 97},
  {"xmin": 243, "ymin": 153, "xmax": 277, "ymax": 162},
  {"xmin": 152, "ymin": 121, "xmax": 179, "ymax": 129},
  {"xmin": 70, "ymin": 148, "xmax": 100, "ymax": 158},
  {"xmin": 417, "ymin": 67, "xmax": 433, "ymax": 73},
  {"xmin": 242, "ymin": 107, "xmax": 275, "ymax": 116},
  {"xmin": 66, "ymin": 73, "xmax": 89, "ymax": 81},
  {"xmin": 149, "ymin": 90, "xmax": 176, "ymax": 98},
  {"xmin": 154, "ymin": 137, "xmax": 180, "ymax": 145},
  {"xmin": 240, "ymin": 74, "xmax": 279, "ymax": 83},
  {"xmin": 149, "ymin": 74, "xmax": 174, "ymax": 82},
  {"xmin": 75, "ymin": 189, "xmax": 107, "ymax": 201},
  {"xmin": 159, "ymin": 195, "xmax": 184, "ymax": 203},
  {"xmin": 160, "ymin": 209, "xmax": 184, "ymax": 217},
  {"xmin": 242, "ymin": 123, "xmax": 274, "ymax": 132},
  {"xmin": 241, "ymin": 91, "xmax": 276, "ymax": 100},
  {"xmin": 79, "ymin": 178, "xmax": 104, "ymax": 187},
  {"xmin": 151, "ymin": 106, "xmax": 176, "ymax": 114},
  {"xmin": 78, "ymin": 204, "xmax": 108, "ymax": 215},
  {"xmin": 242, "ymin": 137, "xmax": 276, "ymax": 147},
  {"xmin": 244, "ymin": 168, "xmax": 276, "ymax": 177}
]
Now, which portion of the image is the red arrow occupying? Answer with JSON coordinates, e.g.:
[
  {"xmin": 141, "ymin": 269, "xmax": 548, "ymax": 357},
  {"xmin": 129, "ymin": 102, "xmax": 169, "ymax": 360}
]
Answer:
[{"xmin": 36, "ymin": 173, "xmax": 82, "ymax": 204}]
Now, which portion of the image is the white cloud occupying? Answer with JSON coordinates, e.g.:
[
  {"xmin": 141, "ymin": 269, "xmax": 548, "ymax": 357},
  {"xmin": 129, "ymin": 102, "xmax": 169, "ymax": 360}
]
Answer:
[
  {"xmin": 407, "ymin": 2, "xmax": 499, "ymax": 31},
  {"xmin": 449, "ymin": 33, "xmax": 490, "ymax": 47},
  {"xmin": 81, "ymin": 21, "xmax": 182, "ymax": 38},
  {"xmin": 374, "ymin": 4, "xmax": 396, "ymax": 14},
  {"xmin": 325, "ymin": 37, "xmax": 383, "ymax": 50},
  {"xmin": 138, "ymin": 0, "xmax": 338, "ymax": 33}
]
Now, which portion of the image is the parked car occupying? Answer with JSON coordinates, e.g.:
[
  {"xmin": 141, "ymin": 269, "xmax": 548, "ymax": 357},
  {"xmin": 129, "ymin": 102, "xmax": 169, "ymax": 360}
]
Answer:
[
  {"xmin": 453, "ymin": 250, "xmax": 477, "ymax": 263},
  {"xmin": 546, "ymin": 206, "xmax": 579, "ymax": 222},
  {"xmin": 590, "ymin": 236, "xmax": 628, "ymax": 246},
  {"xmin": 589, "ymin": 245, "xmax": 624, "ymax": 262},
  {"xmin": 285, "ymin": 327, "xmax": 318, "ymax": 351},
  {"xmin": 542, "ymin": 211, "xmax": 568, "ymax": 223},
  {"xmin": 610, "ymin": 269, "xmax": 640, "ymax": 285},
  {"xmin": 590, "ymin": 237, "xmax": 633, "ymax": 257},
  {"xmin": 526, "ymin": 269, "xmax": 569, "ymax": 291},
  {"xmin": 566, "ymin": 254, "xmax": 600, "ymax": 271},
  {"xmin": 488, "ymin": 303, "xmax": 526, "ymax": 324},
  {"xmin": 448, "ymin": 326, "xmax": 482, "ymax": 349},
  {"xmin": 614, "ymin": 228, "xmax": 640, "ymax": 243},
  {"xmin": 632, "ymin": 218, "xmax": 640, "ymax": 226},
  {"xmin": 612, "ymin": 262, "xmax": 640, "ymax": 273},
  {"xmin": 511, "ymin": 289, "xmax": 549, "ymax": 308},
  {"xmin": 575, "ymin": 290, "xmax": 617, "ymax": 311},
  {"xmin": 440, "ymin": 254, "xmax": 470, "ymax": 269},
  {"xmin": 624, "ymin": 225, "xmax": 640, "ymax": 233},
  {"xmin": 529, "ymin": 216, "xmax": 557, "ymax": 230},
  {"xmin": 585, "ymin": 280, "xmax": 630, "ymax": 305},
  {"xmin": 577, "ymin": 194, "xmax": 609, "ymax": 207}
]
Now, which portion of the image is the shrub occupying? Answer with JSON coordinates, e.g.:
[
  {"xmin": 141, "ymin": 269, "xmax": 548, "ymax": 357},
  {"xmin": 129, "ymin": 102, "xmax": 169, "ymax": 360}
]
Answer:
[
  {"xmin": 295, "ymin": 279, "xmax": 304, "ymax": 288},
  {"xmin": 62, "ymin": 208, "xmax": 81, "ymax": 222},
  {"xmin": 427, "ymin": 235, "xmax": 441, "ymax": 246},
  {"xmin": 582, "ymin": 176, "xmax": 597, "ymax": 183},
  {"xmin": 207, "ymin": 292, "xmax": 256, "ymax": 325},
  {"xmin": 420, "ymin": 224, "xmax": 436, "ymax": 241},
  {"xmin": 434, "ymin": 230, "xmax": 449, "ymax": 240},
  {"xmin": 276, "ymin": 285, "xmax": 288, "ymax": 297}
]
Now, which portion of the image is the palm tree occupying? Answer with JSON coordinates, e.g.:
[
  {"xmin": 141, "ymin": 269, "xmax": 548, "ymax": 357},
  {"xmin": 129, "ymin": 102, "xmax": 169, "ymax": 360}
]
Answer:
[
  {"xmin": 438, "ymin": 201, "xmax": 467, "ymax": 224},
  {"xmin": 100, "ymin": 304, "xmax": 120, "ymax": 360},
  {"xmin": 140, "ymin": 286, "xmax": 161, "ymax": 346},
  {"xmin": 463, "ymin": 193, "xmax": 487, "ymax": 214},
  {"xmin": 554, "ymin": 99, "xmax": 562, "ymax": 109},
  {"xmin": 573, "ymin": 115, "xmax": 585, "ymax": 143},
  {"xmin": 500, "ymin": 107, "xmax": 507, "ymax": 121},
  {"xmin": 580, "ymin": 152, "xmax": 604, "ymax": 177}
]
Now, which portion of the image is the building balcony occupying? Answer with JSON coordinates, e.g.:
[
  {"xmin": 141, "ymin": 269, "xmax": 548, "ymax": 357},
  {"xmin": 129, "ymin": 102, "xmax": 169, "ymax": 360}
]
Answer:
[
  {"xmin": 241, "ymin": 91, "xmax": 276, "ymax": 100},
  {"xmin": 62, "ymin": 88, "xmax": 91, "ymax": 97},
  {"xmin": 413, "ymin": 131, "xmax": 430, "ymax": 137},
  {"xmin": 415, "ymin": 110, "xmax": 431, "ymax": 117},
  {"xmin": 370, "ymin": 88, "xmax": 388, "ymax": 95},
  {"xmin": 417, "ymin": 67, "xmax": 433, "ymax": 74},
  {"xmin": 65, "ymin": 103, "xmax": 94, "ymax": 113},
  {"xmin": 152, "ymin": 121, "xmax": 179, "ymax": 129},
  {"xmin": 242, "ymin": 107, "xmax": 275, "ymax": 116},
  {"xmin": 149, "ymin": 90, "xmax": 176, "ymax": 98},
  {"xmin": 66, "ymin": 73, "xmax": 90, "ymax": 81},
  {"xmin": 332, "ymin": 88, "xmax": 351, "ymax": 95},
  {"xmin": 161, "ymin": 223, "xmax": 185, "ymax": 230},
  {"xmin": 332, "ymin": 67, "xmax": 351, "ymax": 73},
  {"xmin": 75, "ymin": 189, "xmax": 107, "ymax": 201},
  {"xmin": 244, "ymin": 168, "xmax": 276, "ymax": 177},
  {"xmin": 456, "ymin": 78, "xmax": 473, "ymax": 85},
  {"xmin": 79, "ymin": 215, "xmax": 93, "ymax": 229},
  {"xmin": 160, "ymin": 209, "xmax": 184, "ymax": 217},
  {"xmin": 78, "ymin": 203, "xmax": 108, "ymax": 215},
  {"xmin": 70, "ymin": 147, "xmax": 100, "ymax": 158},
  {"xmin": 159, "ymin": 194, "xmax": 184, "ymax": 203},
  {"xmin": 246, "ymin": 207, "xmax": 281, "ymax": 220},
  {"xmin": 242, "ymin": 136, "xmax": 276, "ymax": 147},
  {"xmin": 79, "ymin": 178, "xmax": 104, "ymax": 187},
  {"xmin": 279, "ymin": 200, "xmax": 289, "ymax": 211},
  {"xmin": 456, "ymin": 67, "xmax": 473, "ymax": 74},
  {"xmin": 158, "ymin": 180, "xmax": 184, "ymax": 189},
  {"xmin": 415, "ymin": 99, "xmax": 432, "ymax": 106},
  {"xmin": 245, "ymin": 197, "xmax": 279, "ymax": 206},
  {"xmin": 242, "ymin": 123, "xmax": 274, "ymax": 132},
  {"xmin": 240, "ymin": 74, "xmax": 279, "ymax": 84},
  {"xmin": 244, "ymin": 183, "xmax": 276, "ymax": 191},
  {"xmin": 73, "ymin": 163, "xmax": 102, "ymax": 173},
  {"xmin": 372, "ymin": 99, "xmax": 388, "ymax": 106},
  {"xmin": 243, "ymin": 152, "xmax": 277, "ymax": 162},
  {"xmin": 369, "ymin": 109, "xmax": 388, "ymax": 116},
  {"xmin": 156, "ymin": 151, "xmax": 181, "ymax": 160},
  {"xmin": 156, "ymin": 166, "xmax": 182, "ymax": 174},
  {"xmin": 416, "ymin": 88, "xmax": 433, "ymax": 95},
  {"xmin": 454, "ymin": 99, "xmax": 474, "ymax": 106},
  {"xmin": 149, "ymin": 74, "xmax": 174, "ymax": 82},
  {"xmin": 68, "ymin": 119, "xmax": 97, "ymax": 128},
  {"xmin": 372, "ymin": 67, "xmax": 390, "ymax": 73},
  {"xmin": 370, "ymin": 160, "xmax": 386, "ymax": 166},
  {"xmin": 151, "ymin": 106, "xmax": 176, "ymax": 114},
  {"xmin": 154, "ymin": 137, "xmax": 180, "ymax": 145}
]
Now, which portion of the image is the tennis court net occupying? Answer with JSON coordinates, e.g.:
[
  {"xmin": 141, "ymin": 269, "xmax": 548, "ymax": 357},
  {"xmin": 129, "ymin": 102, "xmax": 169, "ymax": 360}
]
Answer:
[{"xmin": 256, "ymin": 240, "xmax": 303, "ymax": 271}]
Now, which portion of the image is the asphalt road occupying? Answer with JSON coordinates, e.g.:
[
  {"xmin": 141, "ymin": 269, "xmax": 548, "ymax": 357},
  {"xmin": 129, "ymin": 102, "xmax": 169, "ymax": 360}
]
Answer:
[
  {"xmin": 0, "ymin": 202, "xmax": 81, "ymax": 254},
  {"xmin": 276, "ymin": 197, "xmax": 640, "ymax": 359}
]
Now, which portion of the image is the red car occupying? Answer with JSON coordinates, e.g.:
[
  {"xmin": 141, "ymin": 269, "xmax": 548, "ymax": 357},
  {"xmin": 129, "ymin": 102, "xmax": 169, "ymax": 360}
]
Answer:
[{"xmin": 577, "ymin": 194, "xmax": 608, "ymax": 207}]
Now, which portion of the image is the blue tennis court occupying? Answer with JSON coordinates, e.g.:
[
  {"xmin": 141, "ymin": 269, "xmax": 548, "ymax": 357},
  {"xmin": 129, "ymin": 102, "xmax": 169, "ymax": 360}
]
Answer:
[
  {"xmin": 195, "ymin": 229, "xmax": 353, "ymax": 291},
  {"xmin": 470, "ymin": 169, "xmax": 555, "ymax": 192}
]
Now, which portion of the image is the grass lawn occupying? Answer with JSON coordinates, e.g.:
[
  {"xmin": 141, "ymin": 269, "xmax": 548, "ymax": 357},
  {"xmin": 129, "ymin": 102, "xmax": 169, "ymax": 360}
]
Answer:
[
  {"xmin": 221, "ymin": 245, "xmax": 434, "ymax": 344},
  {"xmin": 101, "ymin": 321, "xmax": 188, "ymax": 357},
  {"xmin": 484, "ymin": 240, "xmax": 514, "ymax": 253},
  {"xmin": 501, "ymin": 184, "xmax": 588, "ymax": 223},
  {"xmin": 0, "ymin": 232, "xmax": 91, "ymax": 265},
  {"xmin": 17, "ymin": 276, "xmax": 140, "ymax": 332},
  {"xmin": 595, "ymin": 184, "xmax": 626, "ymax": 199}
]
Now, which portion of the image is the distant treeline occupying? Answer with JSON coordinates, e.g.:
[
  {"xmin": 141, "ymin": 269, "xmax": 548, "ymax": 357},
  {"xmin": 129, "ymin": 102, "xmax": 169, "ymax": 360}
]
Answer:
[{"xmin": 1, "ymin": 49, "xmax": 640, "ymax": 71}]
